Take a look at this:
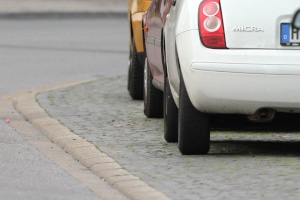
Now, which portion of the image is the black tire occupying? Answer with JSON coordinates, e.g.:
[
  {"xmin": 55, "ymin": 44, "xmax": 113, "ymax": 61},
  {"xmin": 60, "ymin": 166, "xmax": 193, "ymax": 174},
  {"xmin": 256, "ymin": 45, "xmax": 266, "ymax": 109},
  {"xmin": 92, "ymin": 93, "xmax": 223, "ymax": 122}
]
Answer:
[
  {"xmin": 178, "ymin": 72, "xmax": 210, "ymax": 155},
  {"xmin": 127, "ymin": 48, "xmax": 132, "ymax": 92},
  {"xmin": 164, "ymin": 74, "xmax": 178, "ymax": 142},
  {"xmin": 128, "ymin": 38, "xmax": 144, "ymax": 100},
  {"xmin": 143, "ymin": 58, "xmax": 163, "ymax": 118}
]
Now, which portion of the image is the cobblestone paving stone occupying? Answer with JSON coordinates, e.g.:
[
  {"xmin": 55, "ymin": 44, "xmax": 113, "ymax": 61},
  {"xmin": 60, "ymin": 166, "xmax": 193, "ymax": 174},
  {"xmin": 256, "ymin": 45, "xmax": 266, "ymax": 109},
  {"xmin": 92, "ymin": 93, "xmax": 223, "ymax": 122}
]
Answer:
[{"xmin": 37, "ymin": 76, "xmax": 300, "ymax": 200}]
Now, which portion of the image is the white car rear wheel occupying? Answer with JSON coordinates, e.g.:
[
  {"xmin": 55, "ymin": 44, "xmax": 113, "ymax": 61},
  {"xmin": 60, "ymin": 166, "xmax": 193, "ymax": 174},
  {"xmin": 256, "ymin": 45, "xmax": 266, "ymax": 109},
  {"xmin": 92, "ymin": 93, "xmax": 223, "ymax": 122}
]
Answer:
[{"xmin": 178, "ymin": 72, "xmax": 211, "ymax": 155}]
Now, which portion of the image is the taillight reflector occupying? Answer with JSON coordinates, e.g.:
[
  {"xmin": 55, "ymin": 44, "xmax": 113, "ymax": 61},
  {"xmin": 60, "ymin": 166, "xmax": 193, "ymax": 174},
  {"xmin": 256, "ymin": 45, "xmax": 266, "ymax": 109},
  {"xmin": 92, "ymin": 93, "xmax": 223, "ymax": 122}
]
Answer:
[{"xmin": 199, "ymin": 0, "xmax": 226, "ymax": 49}]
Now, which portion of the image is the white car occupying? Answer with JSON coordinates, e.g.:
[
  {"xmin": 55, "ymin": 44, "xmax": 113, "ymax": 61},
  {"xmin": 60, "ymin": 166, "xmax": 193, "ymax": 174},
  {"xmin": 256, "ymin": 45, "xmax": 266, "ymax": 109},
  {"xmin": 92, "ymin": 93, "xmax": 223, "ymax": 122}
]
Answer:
[{"xmin": 164, "ymin": 0, "xmax": 300, "ymax": 155}]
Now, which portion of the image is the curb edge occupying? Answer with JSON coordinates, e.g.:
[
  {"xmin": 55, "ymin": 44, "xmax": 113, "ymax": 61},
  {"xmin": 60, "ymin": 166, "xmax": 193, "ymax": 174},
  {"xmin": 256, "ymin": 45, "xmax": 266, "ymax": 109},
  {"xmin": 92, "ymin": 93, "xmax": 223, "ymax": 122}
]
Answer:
[{"xmin": 11, "ymin": 80, "xmax": 171, "ymax": 200}]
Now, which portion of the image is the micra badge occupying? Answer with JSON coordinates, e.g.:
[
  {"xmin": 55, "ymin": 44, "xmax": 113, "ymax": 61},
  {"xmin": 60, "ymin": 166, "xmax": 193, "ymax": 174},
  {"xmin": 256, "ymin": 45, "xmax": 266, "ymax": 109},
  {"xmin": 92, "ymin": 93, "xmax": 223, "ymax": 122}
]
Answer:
[{"xmin": 233, "ymin": 26, "xmax": 264, "ymax": 32}]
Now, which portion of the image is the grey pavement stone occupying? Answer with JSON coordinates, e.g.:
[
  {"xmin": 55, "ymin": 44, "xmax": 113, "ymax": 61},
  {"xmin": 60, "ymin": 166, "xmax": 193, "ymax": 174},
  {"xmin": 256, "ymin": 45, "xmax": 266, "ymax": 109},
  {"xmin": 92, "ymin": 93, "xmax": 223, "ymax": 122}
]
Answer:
[
  {"xmin": 37, "ymin": 76, "xmax": 300, "ymax": 200},
  {"xmin": 0, "ymin": 120, "xmax": 101, "ymax": 200}
]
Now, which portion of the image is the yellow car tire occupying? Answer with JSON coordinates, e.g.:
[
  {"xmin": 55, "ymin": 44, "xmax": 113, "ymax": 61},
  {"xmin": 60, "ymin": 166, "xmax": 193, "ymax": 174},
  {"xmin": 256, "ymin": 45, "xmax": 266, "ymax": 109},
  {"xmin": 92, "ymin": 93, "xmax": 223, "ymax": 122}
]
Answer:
[{"xmin": 128, "ymin": 38, "xmax": 144, "ymax": 100}]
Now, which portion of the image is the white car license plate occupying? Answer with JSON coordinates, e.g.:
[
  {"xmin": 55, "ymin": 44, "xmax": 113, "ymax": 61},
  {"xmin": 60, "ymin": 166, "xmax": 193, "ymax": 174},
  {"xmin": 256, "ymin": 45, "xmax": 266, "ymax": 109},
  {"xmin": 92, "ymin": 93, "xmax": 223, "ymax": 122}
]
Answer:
[{"xmin": 281, "ymin": 23, "xmax": 300, "ymax": 46}]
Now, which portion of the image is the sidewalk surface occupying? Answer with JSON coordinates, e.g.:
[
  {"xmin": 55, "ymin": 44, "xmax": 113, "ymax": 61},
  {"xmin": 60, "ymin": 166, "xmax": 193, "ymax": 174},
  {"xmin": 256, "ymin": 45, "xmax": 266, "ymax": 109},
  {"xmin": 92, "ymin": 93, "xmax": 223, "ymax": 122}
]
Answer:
[{"xmin": 0, "ymin": 0, "xmax": 127, "ymax": 15}]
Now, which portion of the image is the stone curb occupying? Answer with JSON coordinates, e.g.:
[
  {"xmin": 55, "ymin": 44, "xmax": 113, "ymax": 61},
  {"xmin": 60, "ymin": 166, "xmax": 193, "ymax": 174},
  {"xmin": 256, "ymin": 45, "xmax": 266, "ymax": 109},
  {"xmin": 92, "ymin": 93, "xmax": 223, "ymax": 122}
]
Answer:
[{"xmin": 11, "ymin": 80, "xmax": 171, "ymax": 200}]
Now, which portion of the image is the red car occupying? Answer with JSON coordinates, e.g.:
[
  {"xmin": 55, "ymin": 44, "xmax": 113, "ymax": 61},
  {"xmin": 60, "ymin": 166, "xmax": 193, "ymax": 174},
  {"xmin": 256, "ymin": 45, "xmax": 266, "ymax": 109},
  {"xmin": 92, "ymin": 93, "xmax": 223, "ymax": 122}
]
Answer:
[{"xmin": 142, "ymin": 0, "xmax": 176, "ymax": 141}]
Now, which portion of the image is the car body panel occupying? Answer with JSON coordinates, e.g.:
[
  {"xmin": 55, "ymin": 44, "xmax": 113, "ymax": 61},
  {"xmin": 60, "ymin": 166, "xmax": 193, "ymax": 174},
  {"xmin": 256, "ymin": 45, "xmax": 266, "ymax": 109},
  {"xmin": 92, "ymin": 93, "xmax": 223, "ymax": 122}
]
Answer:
[
  {"xmin": 221, "ymin": 0, "xmax": 300, "ymax": 49},
  {"xmin": 165, "ymin": 0, "xmax": 300, "ymax": 114},
  {"xmin": 128, "ymin": 0, "xmax": 152, "ymax": 53},
  {"xmin": 143, "ymin": 0, "xmax": 172, "ymax": 86}
]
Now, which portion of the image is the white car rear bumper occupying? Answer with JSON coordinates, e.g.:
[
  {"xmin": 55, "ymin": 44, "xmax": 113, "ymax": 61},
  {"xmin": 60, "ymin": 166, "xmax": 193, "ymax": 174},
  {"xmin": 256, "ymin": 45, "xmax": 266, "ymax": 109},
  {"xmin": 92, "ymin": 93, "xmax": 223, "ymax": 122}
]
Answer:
[{"xmin": 176, "ymin": 31, "xmax": 300, "ymax": 114}]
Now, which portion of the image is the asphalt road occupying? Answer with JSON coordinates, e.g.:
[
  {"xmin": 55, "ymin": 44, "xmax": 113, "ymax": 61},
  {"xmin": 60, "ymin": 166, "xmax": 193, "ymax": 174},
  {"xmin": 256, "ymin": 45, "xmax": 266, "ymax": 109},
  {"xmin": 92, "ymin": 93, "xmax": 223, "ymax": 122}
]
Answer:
[{"xmin": 0, "ymin": 18, "xmax": 128, "ymax": 95}]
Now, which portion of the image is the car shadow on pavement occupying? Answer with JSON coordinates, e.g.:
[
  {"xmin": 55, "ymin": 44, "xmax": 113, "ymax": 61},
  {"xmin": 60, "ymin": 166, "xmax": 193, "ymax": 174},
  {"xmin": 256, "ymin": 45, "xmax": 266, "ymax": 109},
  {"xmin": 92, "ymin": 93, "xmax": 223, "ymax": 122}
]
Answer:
[
  {"xmin": 211, "ymin": 113, "xmax": 300, "ymax": 132},
  {"xmin": 208, "ymin": 113, "xmax": 300, "ymax": 155},
  {"xmin": 210, "ymin": 140, "xmax": 300, "ymax": 156}
]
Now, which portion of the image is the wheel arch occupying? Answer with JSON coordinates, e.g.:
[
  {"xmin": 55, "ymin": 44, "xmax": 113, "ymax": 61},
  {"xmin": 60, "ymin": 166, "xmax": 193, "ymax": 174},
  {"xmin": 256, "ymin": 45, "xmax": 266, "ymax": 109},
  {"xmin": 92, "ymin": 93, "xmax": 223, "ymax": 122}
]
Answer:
[{"xmin": 163, "ymin": 33, "xmax": 180, "ymax": 107}]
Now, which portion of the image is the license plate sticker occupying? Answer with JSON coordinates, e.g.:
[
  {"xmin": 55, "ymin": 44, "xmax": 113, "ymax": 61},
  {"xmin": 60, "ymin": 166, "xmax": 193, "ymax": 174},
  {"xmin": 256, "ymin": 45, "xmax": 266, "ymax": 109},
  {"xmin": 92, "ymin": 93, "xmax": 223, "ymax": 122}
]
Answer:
[{"xmin": 281, "ymin": 23, "xmax": 300, "ymax": 46}]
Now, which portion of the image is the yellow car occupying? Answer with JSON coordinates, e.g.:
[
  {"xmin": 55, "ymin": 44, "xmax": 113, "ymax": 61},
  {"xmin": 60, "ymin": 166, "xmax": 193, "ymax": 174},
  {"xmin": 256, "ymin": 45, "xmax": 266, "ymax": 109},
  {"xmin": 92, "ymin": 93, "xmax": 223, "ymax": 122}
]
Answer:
[{"xmin": 127, "ymin": 0, "xmax": 152, "ymax": 100}]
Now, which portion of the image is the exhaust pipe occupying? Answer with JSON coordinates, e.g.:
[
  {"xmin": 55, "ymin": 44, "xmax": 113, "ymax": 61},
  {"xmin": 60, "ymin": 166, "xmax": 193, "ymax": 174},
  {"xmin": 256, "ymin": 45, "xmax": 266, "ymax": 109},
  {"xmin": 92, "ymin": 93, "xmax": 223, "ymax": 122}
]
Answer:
[{"xmin": 247, "ymin": 108, "xmax": 275, "ymax": 122}]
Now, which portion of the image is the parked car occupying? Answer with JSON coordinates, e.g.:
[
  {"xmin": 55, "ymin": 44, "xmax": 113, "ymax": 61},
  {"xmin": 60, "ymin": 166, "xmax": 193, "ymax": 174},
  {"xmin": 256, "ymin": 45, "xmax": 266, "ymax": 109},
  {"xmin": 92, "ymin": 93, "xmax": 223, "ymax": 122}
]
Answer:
[
  {"xmin": 164, "ymin": 0, "xmax": 300, "ymax": 154},
  {"xmin": 128, "ymin": 0, "xmax": 152, "ymax": 100},
  {"xmin": 142, "ymin": 0, "xmax": 176, "ymax": 142}
]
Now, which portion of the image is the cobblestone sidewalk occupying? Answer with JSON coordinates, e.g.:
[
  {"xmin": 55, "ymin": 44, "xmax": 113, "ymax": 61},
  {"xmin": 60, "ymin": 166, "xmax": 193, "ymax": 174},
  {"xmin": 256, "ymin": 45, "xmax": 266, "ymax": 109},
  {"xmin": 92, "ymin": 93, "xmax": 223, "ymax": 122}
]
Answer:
[{"xmin": 37, "ymin": 76, "xmax": 300, "ymax": 200}]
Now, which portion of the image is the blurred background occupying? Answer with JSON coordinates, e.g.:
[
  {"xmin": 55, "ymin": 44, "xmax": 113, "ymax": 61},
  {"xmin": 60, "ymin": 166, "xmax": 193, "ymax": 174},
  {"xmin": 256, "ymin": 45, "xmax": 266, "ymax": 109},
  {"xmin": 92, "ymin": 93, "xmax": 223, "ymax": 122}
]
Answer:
[{"xmin": 0, "ymin": 0, "xmax": 127, "ymax": 14}]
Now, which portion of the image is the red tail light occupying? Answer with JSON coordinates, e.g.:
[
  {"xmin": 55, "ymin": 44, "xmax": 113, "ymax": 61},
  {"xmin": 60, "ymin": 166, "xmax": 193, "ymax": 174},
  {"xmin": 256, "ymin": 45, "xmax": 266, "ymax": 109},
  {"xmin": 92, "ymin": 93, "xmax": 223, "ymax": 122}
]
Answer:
[{"xmin": 199, "ymin": 0, "xmax": 226, "ymax": 49}]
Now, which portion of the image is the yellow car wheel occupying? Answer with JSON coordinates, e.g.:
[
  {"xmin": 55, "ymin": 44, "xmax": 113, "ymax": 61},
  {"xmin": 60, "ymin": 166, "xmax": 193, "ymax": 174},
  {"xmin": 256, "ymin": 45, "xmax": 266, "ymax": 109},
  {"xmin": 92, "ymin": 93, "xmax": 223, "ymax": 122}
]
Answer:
[{"xmin": 128, "ymin": 38, "xmax": 144, "ymax": 100}]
